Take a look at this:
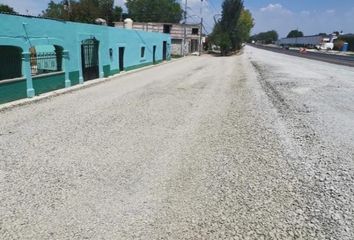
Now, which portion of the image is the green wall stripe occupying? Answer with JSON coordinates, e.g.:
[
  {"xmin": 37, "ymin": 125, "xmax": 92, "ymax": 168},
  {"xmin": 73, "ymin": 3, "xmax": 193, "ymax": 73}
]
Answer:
[
  {"xmin": 0, "ymin": 79, "xmax": 27, "ymax": 104},
  {"xmin": 33, "ymin": 72, "xmax": 65, "ymax": 95},
  {"xmin": 69, "ymin": 71, "xmax": 80, "ymax": 86},
  {"xmin": 125, "ymin": 62, "xmax": 153, "ymax": 71},
  {"xmin": 110, "ymin": 69, "xmax": 119, "ymax": 76},
  {"xmin": 103, "ymin": 65, "xmax": 110, "ymax": 77}
]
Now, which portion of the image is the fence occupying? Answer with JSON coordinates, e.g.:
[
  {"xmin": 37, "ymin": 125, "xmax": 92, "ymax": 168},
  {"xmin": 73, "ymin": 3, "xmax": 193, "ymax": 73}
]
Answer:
[{"xmin": 30, "ymin": 52, "xmax": 62, "ymax": 76}]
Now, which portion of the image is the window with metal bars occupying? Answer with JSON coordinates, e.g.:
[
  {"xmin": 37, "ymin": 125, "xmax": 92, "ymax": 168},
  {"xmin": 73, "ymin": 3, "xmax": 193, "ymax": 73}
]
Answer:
[{"xmin": 29, "ymin": 45, "xmax": 63, "ymax": 76}]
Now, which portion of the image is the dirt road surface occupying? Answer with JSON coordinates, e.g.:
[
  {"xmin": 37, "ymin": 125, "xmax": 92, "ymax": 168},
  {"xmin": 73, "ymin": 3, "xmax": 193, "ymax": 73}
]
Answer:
[{"xmin": 1, "ymin": 46, "xmax": 354, "ymax": 239}]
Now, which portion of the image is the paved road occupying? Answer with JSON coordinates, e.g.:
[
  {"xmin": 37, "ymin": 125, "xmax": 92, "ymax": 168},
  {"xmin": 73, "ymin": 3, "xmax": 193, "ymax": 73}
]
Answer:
[
  {"xmin": 250, "ymin": 44, "xmax": 354, "ymax": 67},
  {"xmin": 1, "ymin": 46, "xmax": 354, "ymax": 239}
]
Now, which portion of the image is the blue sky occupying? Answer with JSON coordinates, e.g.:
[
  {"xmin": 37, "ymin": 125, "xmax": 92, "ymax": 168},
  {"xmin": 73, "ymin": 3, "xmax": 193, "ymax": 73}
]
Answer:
[{"xmin": 1, "ymin": 0, "xmax": 353, "ymax": 37}]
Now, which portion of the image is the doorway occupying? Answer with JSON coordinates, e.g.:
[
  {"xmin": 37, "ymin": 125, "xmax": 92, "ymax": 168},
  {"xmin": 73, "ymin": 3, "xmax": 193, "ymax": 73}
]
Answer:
[
  {"xmin": 81, "ymin": 38, "xmax": 99, "ymax": 81},
  {"xmin": 153, "ymin": 45, "xmax": 157, "ymax": 64},
  {"xmin": 190, "ymin": 39, "xmax": 199, "ymax": 53},
  {"xmin": 162, "ymin": 41, "xmax": 167, "ymax": 61},
  {"xmin": 118, "ymin": 47, "xmax": 125, "ymax": 71}
]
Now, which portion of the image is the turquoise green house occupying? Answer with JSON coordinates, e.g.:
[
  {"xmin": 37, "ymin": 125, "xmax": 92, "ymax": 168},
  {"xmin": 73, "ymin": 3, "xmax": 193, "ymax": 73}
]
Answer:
[{"xmin": 0, "ymin": 13, "xmax": 171, "ymax": 104}]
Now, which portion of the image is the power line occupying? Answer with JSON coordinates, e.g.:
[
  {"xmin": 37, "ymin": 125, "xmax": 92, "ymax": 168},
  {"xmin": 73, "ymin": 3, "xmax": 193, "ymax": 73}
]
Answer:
[{"xmin": 205, "ymin": 0, "xmax": 219, "ymax": 14}]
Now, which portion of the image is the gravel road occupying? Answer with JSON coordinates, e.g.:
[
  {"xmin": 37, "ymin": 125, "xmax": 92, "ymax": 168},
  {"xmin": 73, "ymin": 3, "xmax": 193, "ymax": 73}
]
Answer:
[{"xmin": 1, "ymin": 46, "xmax": 354, "ymax": 239}]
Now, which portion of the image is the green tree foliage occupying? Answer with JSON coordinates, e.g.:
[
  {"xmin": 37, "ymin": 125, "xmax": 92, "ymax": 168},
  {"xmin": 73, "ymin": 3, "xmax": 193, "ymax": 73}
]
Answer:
[
  {"xmin": 287, "ymin": 29, "xmax": 304, "ymax": 38},
  {"xmin": 210, "ymin": 0, "xmax": 253, "ymax": 55},
  {"xmin": 98, "ymin": 0, "xmax": 121, "ymax": 25},
  {"xmin": 220, "ymin": 0, "xmax": 243, "ymax": 50},
  {"xmin": 235, "ymin": 9, "xmax": 255, "ymax": 46},
  {"xmin": 210, "ymin": 23, "xmax": 232, "ymax": 55},
  {"xmin": 73, "ymin": 0, "xmax": 100, "ymax": 23},
  {"xmin": 113, "ymin": 6, "xmax": 123, "ymax": 22},
  {"xmin": 250, "ymin": 30, "xmax": 278, "ymax": 44},
  {"xmin": 0, "ymin": 4, "xmax": 18, "ymax": 14},
  {"xmin": 338, "ymin": 34, "xmax": 354, "ymax": 51},
  {"xmin": 41, "ymin": 1, "xmax": 67, "ymax": 19},
  {"xmin": 41, "ymin": 0, "xmax": 122, "ymax": 26},
  {"xmin": 125, "ymin": 0, "xmax": 182, "ymax": 23}
]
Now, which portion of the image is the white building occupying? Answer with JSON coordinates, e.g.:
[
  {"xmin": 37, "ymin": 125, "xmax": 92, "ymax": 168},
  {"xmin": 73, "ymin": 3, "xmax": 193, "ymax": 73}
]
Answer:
[{"xmin": 115, "ymin": 21, "xmax": 202, "ymax": 56}]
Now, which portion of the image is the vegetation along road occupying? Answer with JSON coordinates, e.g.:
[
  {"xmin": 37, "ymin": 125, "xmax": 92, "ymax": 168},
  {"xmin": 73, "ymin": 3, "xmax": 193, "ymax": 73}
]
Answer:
[{"xmin": 1, "ymin": 46, "xmax": 354, "ymax": 239}]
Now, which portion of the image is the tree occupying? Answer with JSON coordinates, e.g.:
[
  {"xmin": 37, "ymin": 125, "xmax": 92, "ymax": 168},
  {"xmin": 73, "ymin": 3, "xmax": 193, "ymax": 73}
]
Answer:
[
  {"xmin": 42, "ymin": 0, "xmax": 120, "ymax": 25},
  {"xmin": 74, "ymin": 0, "xmax": 100, "ymax": 23},
  {"xmin": 220, "ymin": 0, "xmax": 243, "ymax": 50},
  {"xmin": 41, "ymin": 1, "xmax": 66, "ymax": 19},
  {"xmin": 250, "ymin": 30, "xmax": 278, "ymax": 44},
  {"xmin": 98, "ymin": 0, "xmax": 115, "ymax": 25},
  {"xmin": 235, "ymin": 9, "xmax": 255, "ymax": 46},
  {"xmin": 0, "ymin": 4, "xmax": 18, "ymax": 14},
  {"xmin": 287, "ymin": 29, "xmax": 304, "ymax": 38},
  {"xmin": 210, "ymin": 0, "xmax": 253, "ymax": 55},
  {"xmin": 125, "ymin": 0, "xmax": 182, "ymax": 23},
  {"xmin": 113, "ymin": 6, "xmax": 123, "ymax": 22},
  {"xmin": 209, "ymin": 23, "xmax": 232, "ymax": 55}
]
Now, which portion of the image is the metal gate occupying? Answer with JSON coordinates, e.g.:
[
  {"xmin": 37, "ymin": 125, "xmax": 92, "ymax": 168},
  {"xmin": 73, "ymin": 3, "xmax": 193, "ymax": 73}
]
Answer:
[{"xmin": 81, "ymin": 39, "xmax": 99, "ymax": 81}]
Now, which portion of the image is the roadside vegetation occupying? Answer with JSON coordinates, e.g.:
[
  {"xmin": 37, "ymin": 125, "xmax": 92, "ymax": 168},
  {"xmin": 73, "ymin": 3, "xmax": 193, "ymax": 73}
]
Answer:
[
  {"xmin": 337, "ymin": 34, "xmax": 354, "ymax": 51},
  {"xmin": 42, "ymin": 0, "xmax": 182, "ymax": 25},
  {"xmin": 1, "ymin": 0, "xmax": 182, "ymax": 26},
  {"xmin": 40, "ymin": 0, "xmax": 123, "ymax": 26},
  {"xmin": 126, "ymin": 0, "xmax": 182, "ymax": 23},
  {"xmin": 209, "ymin": 0, "xmax": 254, "ymax": 56},
  {"xmin": 0, "ymin": 4, "xmax": 17, "ymax": 14},
  {"xmin": 286, "ymin": 29, "xmax": 304, "ymax": 38},
  {"xmin": 250, "ymin": 30, "xmax": 279, "ymax": 44}
]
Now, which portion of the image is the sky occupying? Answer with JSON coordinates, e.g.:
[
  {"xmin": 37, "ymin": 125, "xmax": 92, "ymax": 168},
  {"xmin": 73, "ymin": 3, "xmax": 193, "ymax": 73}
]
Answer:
[{"xmin": 1, "ymin": 0, "xmax": 353, "ymax": 38}]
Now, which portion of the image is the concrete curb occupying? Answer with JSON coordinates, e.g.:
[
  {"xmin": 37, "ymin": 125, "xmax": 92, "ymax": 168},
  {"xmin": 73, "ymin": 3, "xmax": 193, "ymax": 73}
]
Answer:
[{"xmin": 0, "ymin": 57, "xmax": 187, "ymax": 113}]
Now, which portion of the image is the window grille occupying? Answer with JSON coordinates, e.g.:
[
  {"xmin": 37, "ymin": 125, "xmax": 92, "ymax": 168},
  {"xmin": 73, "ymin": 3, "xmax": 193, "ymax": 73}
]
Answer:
[{"xmin": 30, "ymin": 52, "xmax": 62, "ymax": 76}]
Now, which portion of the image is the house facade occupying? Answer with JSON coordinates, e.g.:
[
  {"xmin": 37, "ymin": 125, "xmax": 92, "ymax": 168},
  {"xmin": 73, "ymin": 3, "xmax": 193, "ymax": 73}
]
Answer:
[
  {"xmin": 115, "ymin": 21, "xmax": 201, "ymax": 56},
  {"xmin": 0, "ymin": 13, "xmax": 171, "ymax": 104}
]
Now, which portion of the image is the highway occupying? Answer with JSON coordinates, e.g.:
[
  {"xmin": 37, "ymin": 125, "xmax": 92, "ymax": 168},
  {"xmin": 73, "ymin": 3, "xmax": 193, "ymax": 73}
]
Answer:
[{"xmin": 249, "ymin": 44, "xmax": 354, "ymax": 67}]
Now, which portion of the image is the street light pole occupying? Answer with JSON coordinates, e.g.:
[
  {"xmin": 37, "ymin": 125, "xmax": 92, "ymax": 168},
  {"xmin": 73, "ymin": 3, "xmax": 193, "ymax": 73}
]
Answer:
[
  {"xmin": 199, "ymin": 0, "xmax": 203, "ymax": 56},
  {"xmin": 64, "ymin": 0, "xmax": 72, "ymax": 20},
  {"xmin": 183, "ymin": 0, "xmax": 187, "ymax": 56}
]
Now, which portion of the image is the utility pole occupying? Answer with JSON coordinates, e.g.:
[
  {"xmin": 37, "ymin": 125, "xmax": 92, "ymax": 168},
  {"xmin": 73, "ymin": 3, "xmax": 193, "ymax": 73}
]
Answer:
[
  {"xmin": 64, "ymin": 0, "xmax": 72, "ymax": 20},
  {"xmin": 183, "ymin": 0, "xmax": 187, "ymax": 56},
  {"xmin": 199, "ymin": 0, "xmax": 203, "ymax": 56}
]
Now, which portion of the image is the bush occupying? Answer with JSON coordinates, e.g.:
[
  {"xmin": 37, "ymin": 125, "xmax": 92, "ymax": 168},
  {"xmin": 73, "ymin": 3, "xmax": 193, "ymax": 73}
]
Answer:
[
  {"xmin": 334, "ymin": 39, "xmax": 345, "ymax": 51},
  {"xmin": 338, "ymin": 35, "xmax": 354, "ymax": 51}
]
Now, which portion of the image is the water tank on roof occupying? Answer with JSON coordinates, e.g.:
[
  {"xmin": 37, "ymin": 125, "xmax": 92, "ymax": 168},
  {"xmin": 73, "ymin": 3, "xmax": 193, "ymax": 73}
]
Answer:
[
  {"xmin": 95, "ymin": 18, "xmax": 107, "ymax": 25},
  {"xmin": 124, "ymin": 18, "xmax": 133, "ymax": 29}
]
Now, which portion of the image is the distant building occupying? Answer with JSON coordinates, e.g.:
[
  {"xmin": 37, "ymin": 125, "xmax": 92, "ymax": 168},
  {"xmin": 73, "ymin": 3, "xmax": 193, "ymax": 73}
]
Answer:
[{"xmin": 115, "ymin": 21, "xmax": 201, "ymax": 56}]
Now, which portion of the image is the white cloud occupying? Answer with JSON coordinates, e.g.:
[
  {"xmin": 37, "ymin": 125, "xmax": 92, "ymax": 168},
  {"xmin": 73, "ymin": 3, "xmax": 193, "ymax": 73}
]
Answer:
[
  {"xmin": 260, "ymin": 3, "xmax": 292, "ymax": 15},
  {"xmin": 261, "ymin": 3, "xmax": 281, "ymax": 12},
  {"xmin": 300, "ymin": 10, "xmax": 310, "ymax": 16}
]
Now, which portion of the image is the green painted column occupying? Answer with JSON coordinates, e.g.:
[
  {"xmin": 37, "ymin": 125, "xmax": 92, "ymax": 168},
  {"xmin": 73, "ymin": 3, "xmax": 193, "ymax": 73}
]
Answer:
[
  {"xmin": 22, "ymin": 52, "xmax": 35, "ymax": 98},
  {"xmin": 63, "ymin": 50, "xmax": 71, "ymax": 88}
]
